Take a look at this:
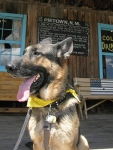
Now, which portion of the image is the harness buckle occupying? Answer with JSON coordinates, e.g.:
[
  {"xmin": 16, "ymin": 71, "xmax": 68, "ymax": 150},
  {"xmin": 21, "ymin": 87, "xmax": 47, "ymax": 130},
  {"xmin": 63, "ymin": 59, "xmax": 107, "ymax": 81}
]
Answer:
[
  {"xmin": 45, "ymin": 104, "xmax": 56, "ymax": 123},
  {"xmin": 46, "ymin": 115, "xmax": 56, "ymax": 123}
]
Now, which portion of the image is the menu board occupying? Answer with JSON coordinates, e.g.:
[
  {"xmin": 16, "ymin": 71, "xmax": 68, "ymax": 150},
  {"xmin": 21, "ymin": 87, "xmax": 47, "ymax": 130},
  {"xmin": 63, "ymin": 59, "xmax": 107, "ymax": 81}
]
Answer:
[{"xmin": 38, "ymin": 16, "xmax": 90, "ymax": 56}]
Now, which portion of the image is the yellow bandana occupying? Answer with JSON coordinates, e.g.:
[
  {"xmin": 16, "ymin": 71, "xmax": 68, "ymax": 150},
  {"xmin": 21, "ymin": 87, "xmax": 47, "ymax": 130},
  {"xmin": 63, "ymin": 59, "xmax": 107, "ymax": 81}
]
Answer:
[
  {"xmin": 27, "ymin": 89, "xmax": 78, "ymax": 108},
  {"xmin": 66, "ymin": 89, "xmax": 77, "ymax": 98}
]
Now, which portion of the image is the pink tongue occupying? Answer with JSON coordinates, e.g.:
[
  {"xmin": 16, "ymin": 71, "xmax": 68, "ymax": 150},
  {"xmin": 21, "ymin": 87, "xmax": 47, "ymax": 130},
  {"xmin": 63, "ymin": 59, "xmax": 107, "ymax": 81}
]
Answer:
[{"xmin": 17, "ymin": 76, "xmax": 36, "ymax": 102}]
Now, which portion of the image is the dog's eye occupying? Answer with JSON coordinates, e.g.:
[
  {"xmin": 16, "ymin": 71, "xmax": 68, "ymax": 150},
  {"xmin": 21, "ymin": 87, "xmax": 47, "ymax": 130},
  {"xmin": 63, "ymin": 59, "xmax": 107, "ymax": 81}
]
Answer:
[{"xmin": 33, "ymin": 51, "xmax": 40, "ymax": 55}]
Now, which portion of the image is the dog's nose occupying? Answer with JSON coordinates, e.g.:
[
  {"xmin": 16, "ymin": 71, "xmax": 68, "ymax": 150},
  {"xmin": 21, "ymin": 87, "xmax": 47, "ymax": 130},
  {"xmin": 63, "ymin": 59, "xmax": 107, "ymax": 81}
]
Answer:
[{"xmin": 6, "ymin": 63, "xmax": 16, "ymax": 72}]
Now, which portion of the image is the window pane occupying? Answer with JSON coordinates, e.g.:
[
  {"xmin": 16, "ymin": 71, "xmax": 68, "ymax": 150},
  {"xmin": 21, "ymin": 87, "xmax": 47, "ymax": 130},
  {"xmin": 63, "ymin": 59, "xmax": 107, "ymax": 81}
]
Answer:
[
  {"xmin": 9, "ymin": 30, "xmax": 21, "ymax": 41},
  {"xmin": 12, "ymin": 55, "xmax": 20, "ymax": 61},
  {"xmin": 13, "ymin": 20, "xmax": 22, "ymax": 30},
  {"xmin": 0, "ymin": 43, "xmax": 11, "ymax": 54},
  {"xmin": 0, "ymin": 19, "xmax": 3, "ymax": 28},
  {"xmin": 0, "ymin": 55, "xmax": 11, "ymax": 66},
  {"xmin": 1, "ymin": 48, "xmax": 11, "ymax": 55},
  {"xmin": 103, "ymin": 55, "xmax": 113, "ymax": 79},
  {"xmin": 0, "ymin": 43, "xmax": 21, "ymax": 55},
  {"xmin": 0, "ymin": 43, "xmax": 11, "ymax": 66},
  {"xmin": 4, "ymin": 19, "xmax": 12, "ymax": 29},
  {"xmin": 4, "ymin": 30, "xmax": 12, "ymax": 40},
  {"xmin": 5, "ymin": 20, "xmax": 22, "ymax": 41},
  {"xmin": 12, "ymin": 20, "xmax": 22, "ymax": 41},
  {"xmin": 12, "ymin": 44, "xmax": 21, "ymax": 55},
  {"xmin": 0, "ymin": 29, "xmax": 2, "ymax": 39}
]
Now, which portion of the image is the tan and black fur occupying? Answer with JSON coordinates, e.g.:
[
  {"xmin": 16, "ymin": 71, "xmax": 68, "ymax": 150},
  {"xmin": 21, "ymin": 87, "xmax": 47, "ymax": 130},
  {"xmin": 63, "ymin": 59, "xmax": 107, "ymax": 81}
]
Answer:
[{"xmin": 6, "ymin": 37, "xmax": 89, "ymax": 150}]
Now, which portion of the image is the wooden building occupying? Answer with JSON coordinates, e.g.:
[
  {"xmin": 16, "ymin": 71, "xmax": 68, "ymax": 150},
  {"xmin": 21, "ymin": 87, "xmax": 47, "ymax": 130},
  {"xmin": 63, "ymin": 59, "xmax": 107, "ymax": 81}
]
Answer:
[{"xmin": 0, "ymin": 0, "xmax": 113, "ymax": 113}]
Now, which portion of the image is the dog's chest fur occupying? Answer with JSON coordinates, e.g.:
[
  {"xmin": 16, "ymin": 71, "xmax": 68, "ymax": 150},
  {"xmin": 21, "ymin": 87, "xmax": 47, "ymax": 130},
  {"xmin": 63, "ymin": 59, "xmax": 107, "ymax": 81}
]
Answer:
[{"xmin": 28, "ymin": 97, "xmax": 80, "ymax": 150}]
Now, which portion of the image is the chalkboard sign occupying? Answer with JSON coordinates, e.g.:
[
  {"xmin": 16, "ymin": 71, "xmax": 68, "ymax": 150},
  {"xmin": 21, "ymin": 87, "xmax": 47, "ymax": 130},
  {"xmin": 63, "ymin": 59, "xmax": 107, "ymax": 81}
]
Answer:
[
  {"xmin": 101, "ymin": 30, "xmax": 113, "ymax": 53},
  {"xmin": 38, "ymin": 16, "xmax": 90, "ymax": 56}
]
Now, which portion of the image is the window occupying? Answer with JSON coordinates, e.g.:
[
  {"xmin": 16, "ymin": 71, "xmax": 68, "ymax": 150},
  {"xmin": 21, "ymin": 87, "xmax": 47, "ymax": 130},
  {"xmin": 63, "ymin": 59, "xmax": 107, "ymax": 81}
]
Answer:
[
  {"xmin": 98, "ymin": 23, "xmax": 113, "ymax": 79},
  {"xmin": 0, "ymin": 13, "xmax": 27, "ymax": 72}
]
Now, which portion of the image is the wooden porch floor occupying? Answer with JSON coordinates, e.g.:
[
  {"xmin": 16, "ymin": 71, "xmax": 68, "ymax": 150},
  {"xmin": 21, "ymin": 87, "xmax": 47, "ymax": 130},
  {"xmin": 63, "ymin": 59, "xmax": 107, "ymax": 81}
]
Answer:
[{"xmin": 0, "ymin": 113, "xmax": 113, "ymax": 150}]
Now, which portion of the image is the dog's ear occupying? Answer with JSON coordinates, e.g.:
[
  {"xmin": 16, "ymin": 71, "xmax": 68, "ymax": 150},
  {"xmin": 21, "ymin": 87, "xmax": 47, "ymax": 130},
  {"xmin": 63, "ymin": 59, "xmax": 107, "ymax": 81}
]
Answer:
[
  {"xmin": 40, "ymin": 38, "xmax": 52, "ymax": 45},
  {"xmin": 56, "ymin": 37, "xmax": 73, "ymax": 58}
]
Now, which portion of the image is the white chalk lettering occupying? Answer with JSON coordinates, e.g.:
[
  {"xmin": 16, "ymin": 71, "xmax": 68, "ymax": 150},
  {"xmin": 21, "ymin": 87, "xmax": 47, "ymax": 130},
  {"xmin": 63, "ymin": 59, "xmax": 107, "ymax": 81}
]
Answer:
[
  {"xmin": 74, "ymin": 22, "xmax": 79, "ymax": 25},
  {"xmin": 44, "ymin": 18, "xmax": 68, "ymax": 24}
]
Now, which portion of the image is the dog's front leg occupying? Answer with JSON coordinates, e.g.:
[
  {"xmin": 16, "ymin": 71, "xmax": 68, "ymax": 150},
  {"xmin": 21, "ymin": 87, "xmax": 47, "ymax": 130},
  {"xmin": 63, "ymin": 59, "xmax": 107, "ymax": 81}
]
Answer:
[
  {"xmin": 28, "ymin": 111, "xmax": 45, "ymax": 150},
  {"xmin": 28, "ymin": 127, "xmax": 45, "ymax": 150},
  {"xmin": 77, "ymin": 135, "xmax": 89, "ymax": 150},
  {"xmin": 33, "ymin": 143, "xmax": 45, "ymax": 150}
]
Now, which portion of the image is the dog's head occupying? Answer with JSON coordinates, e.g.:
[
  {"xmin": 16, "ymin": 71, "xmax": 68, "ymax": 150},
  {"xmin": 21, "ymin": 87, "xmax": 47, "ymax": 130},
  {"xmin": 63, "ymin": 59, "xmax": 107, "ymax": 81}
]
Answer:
[{"xmin": 6, "ymin": 37, "xmax": 73, "ymax": 101}]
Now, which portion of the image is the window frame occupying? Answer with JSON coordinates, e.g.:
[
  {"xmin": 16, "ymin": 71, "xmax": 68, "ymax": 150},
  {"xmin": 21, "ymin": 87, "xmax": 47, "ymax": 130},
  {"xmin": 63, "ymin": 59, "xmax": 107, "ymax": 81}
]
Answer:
[
  {"xmin": 98, "ymin": 23, "xmax": 113, "ymax": 79},
  {"xmin": 0, "ymin": 12, "xmax": 27, "ymax": 72}
]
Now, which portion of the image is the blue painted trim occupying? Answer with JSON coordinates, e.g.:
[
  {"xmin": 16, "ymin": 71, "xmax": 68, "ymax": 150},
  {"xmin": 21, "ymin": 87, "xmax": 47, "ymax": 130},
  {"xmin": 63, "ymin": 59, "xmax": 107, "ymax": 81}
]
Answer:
[
  {"xmin": 0, "ymin": 12, "xmax": 24, "ymax": 18},
  {"xmin": 100, "ymin": 23, "xmax": 113, "ymax": 30},
  {"xmin": 0, "ymin": 17, "xmax": 22, "ymax": 20},
  {"xmin": 98, "ymin": 23, "xmax": 103, "ymax": 78},
  {"xmin": 21, "ymin": 15, "xmax": 27, "ymax": 56},
  {"xmin": 0, "ymin": 66, "xmax": 7, "ymax": 72},
  {"xmin": 0, "ymin": 40, "xmax": 21, "ymax": 44},
  {"xmin": 102, "ymin": 52, "xmax": 113, "ymax": 56}
]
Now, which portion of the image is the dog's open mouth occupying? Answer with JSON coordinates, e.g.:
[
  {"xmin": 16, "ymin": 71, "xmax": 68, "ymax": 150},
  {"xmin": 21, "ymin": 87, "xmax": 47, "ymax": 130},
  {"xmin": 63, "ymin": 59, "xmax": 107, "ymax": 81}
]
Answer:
[{"xmin": 17, "ymin": 74, "xmax": 43, "ymax": 102}]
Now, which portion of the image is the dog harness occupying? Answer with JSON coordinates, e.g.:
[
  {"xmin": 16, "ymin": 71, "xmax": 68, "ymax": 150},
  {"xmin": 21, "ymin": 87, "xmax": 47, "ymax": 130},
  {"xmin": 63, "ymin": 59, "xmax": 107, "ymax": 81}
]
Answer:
[
  {"xmin": 27, "ymin": 89, "xmax": 79, "ymax": 150},
  {"xmin": 13, "ymin": 89, "xmax": 79, "ymax": 150}
]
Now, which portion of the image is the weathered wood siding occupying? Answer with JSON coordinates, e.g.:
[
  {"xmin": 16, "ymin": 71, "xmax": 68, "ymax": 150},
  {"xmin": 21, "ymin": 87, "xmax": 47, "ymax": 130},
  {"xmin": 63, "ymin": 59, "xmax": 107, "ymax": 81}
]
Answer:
[
  {"xmin": 0, "ymin": 1, "xmax": 113, "ymax": 111},
  {"xmin": 0, "ymin": 73, "xmax": 23, "ymax": 100}
]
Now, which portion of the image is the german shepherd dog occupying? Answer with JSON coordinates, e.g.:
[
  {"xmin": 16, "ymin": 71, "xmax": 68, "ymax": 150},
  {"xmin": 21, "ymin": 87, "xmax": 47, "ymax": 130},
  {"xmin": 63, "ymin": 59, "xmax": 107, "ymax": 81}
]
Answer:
[{"xmin": 6, "ymin": 37, "xmax": 89, "ymax": 150}]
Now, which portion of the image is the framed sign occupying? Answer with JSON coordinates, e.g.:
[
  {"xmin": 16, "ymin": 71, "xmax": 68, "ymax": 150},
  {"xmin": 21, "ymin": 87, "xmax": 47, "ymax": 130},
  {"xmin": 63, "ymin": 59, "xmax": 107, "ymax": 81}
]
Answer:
[
  {"xmin": 98, "ymin": 23, "xmax": 113, "ymax": 79},
  {"xmin": 38, "ymin": 17, "xmax": 90, "ymax": 56}
]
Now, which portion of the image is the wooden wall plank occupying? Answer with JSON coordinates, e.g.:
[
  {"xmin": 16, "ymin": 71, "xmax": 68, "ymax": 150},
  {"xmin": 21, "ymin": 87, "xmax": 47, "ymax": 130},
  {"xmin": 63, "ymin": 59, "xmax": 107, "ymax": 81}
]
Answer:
[
  {"xmin": 84, "ymin": 11, "xmax": 90, "ymax": 78},
  {"xmin": 50, "ymin": 6, "xmax": 61, "ymax": 18},
  {"xmin": 63, "ymin": 8, "xmax": 68, "ymax": 19},
  {"xmin": 0, "ymin": 108, "xmax": 28, "ymax": 113},
  {"xmin": 26, "ymin": 4, "xmax": 33, "ymax": 46},
  {"xmin": 0, "ymin": 72, "xmax": 22, "ymax": 102},
  {"xmin": 72, "ymin": 10, "xmax": 78, "ymax": 78},
  {"xmin": 108, "ymin": 16, "xmax": 113, "ymax": 24},
  {"xmin": 46, "ymin": 4, "xmax": 51, "ymax": 17},
  {"xmin": 67, "ymin": 8, "xmax": 74, "ymax": 83},
  {"xmin": 41, "ymin": 5, "xmax": 47, "ymax": 17},
  {"xmin": 0, "ymin": 89, "xmax": 18, "ymax": 93},
  {"xmin": 91, "ymin": 13, "xmax": 96, "ymax": 78},
  {"xmin": 0, "ymin": 85, "xmax": 19, "ymax": 90},
  {"xmin": 93, "ymin": 13, "xmax": 99, "ymax": 78},
  {"xmin": 26, "ymin": 4, "xmax": 38, "ymax": 46},
  {"xmin": 32, "ymin": 5, "xmax": 38, "ymax": 44},
  {"xmin": 87, "ymin": 12, "xmax": 94, "ymax": 78},
  {"xmin": 0, "ymin": 95, "xmax": 17, "ymax": 100},
  {"xmin": 0, "ymin": 81, "xmax": 22, "ymax": 85},
  {"xmin": 78, "ymin": 11, "xmax": 87, "ymax": 78},
  {"xmin": 37, "ymin": 5, "xmax": 41, "ymax": 42}
]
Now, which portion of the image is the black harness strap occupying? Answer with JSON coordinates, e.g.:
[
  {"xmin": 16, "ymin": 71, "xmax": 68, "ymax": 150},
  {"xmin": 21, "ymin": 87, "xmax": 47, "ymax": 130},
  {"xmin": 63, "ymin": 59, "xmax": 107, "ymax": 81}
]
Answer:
[
  {"xmin": 13, "ymin": 91, "xmax": 77, "ymax": 150},
  {"xmin": 43, "ymin": 104, "xmax": 76, "ymax": 150}
]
